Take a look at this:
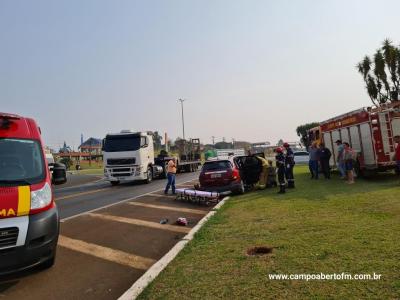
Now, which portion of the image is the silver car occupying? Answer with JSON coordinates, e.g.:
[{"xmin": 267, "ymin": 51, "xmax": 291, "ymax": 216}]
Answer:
[{"xmin": 294, "ymin": 151, "xmax": 309, "ymax": 164}]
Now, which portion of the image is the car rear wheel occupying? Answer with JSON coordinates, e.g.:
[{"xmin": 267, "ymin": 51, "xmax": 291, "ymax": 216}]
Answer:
[{"xmin": 233, "ymin": 180, "xmax": 245, "ymax": 195}]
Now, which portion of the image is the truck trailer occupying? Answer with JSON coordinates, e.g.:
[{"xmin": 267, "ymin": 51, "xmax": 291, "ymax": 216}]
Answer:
[{"xmin": 103, "ymin": 131, "xmax": 201, "ymax": 185}]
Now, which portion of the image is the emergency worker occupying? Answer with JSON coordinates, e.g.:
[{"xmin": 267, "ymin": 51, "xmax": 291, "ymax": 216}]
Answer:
[
  {"xmin": 255, "ymin": 155, "xmax": 269, "ymax": 189},
  {"xmin": 275, "ymin": 147, "xmax": 286, "ymax": 194},
  {"xmin": 283, "ymin": 142, "xmax": 295, "ymax": 188}
]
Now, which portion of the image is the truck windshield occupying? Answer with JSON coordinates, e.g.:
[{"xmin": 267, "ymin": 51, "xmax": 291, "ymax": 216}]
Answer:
[
  {"xmin": 0, "ymin": 138, "xmax": 45, "ymax": 185},
  {"xmin": 103, "ymin": 134, "xmax": 141, "ymax": 152}
]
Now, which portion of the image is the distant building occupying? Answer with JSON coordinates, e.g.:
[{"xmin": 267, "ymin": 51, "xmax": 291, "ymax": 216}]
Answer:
[
  {"xmin": 251, "ymin": 141, "xmax": 271, "ymax": 153},
  {"xmin": 233, "ymin": 141, "xmax": 251, "ymax": 150},
  {"xmin": 79, "ymin": 137, "xmax": 102, "ymax": 156}
]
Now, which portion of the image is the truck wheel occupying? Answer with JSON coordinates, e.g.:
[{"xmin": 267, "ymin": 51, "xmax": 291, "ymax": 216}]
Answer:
[
  {"xmin": 111, "ymin": 181, "xmax": 120, "ymax": 186},
  {"xmin": 145, "ymin": 167, "xmax": 153, "ymax": 184},
  {"xmin": 353, "ymin": 160, "xmax": 362, "ymax": 178}
]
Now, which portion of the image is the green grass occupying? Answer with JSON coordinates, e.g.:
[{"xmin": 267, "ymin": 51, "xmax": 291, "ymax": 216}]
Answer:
[
  {"xmin": 75, "ymin": 168, "xmax": 104, "ymax": 175},
  {"xmin": 138, "ymin": 166, "xmax": 400, "ymax": 299}
]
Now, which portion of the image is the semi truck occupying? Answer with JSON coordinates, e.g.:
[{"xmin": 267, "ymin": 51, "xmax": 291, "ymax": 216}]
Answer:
[
  {"xmin": 308, "ymin": 101, "xmax": 400, "ymax": 176},
  {"xmin": 103, "ymin": 130, "xmax": 201, "ymax": 185}
]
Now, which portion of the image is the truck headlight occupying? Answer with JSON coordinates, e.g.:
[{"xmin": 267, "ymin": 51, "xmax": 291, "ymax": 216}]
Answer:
[{"xmin": 31, "ymin": 183, "xmax": 52, "ymax": 210}]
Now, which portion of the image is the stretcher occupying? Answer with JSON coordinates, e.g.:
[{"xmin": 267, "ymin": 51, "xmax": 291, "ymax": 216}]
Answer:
[{"xmin": 175, "ymin": 188, "xmax": 229, "ymax": 206}]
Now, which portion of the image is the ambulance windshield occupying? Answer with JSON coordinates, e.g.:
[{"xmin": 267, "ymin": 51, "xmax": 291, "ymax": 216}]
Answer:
[{"xmin": 0, "ymin": 138, "xmax": 45, "ymax": 186}]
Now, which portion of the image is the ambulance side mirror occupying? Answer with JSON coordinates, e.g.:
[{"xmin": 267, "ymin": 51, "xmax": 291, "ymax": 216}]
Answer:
[{"xmin": 52, "ymin": 163, "xmax": 67, "ymax": 185}]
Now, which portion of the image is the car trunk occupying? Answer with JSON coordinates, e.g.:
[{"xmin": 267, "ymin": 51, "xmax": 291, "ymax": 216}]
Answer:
[{"xmin": 201, "ymin": 169, "xmax": 233, "ymax": 186}]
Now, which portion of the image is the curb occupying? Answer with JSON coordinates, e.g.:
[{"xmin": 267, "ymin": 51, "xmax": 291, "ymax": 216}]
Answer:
[{"xmin": 118, "ymin": 196, "xmax": 230, "ymax": 300}]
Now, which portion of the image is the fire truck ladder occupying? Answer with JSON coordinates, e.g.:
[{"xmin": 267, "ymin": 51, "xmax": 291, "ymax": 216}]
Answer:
[{"xmin": 378, "ymin": 112, "xmax": 395, "ymax": 155}]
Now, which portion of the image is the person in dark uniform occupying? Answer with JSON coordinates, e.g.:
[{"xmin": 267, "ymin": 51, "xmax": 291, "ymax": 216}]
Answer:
[
  {"xmin": 275, "ymin": 147, "xmax": 286, "ymax": 194},
  {"xmin": 318, "ymin": 143, "xmax": 332, "ymax": 179},
  {"xmin": 283, "ymin": 142, "xmax": 295, "ymax": 188}
]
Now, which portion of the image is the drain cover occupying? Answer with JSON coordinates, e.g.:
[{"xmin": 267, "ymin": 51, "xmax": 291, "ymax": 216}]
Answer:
[{"xmin": 246, "ymin": 246, "xmax": 273, "ymax": 256}]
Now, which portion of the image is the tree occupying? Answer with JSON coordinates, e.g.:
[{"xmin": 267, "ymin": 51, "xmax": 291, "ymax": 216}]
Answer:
[
  {"xmin": 296, "ymin": 122, "xmax": 319, "ymax": 150},
  {"xmin": 357, "ymin": 39, "xmax": 400, "ymax": 105},
  {"xmin": 152, "ymin": 131, "xmax": 163, "ymax": 151}
]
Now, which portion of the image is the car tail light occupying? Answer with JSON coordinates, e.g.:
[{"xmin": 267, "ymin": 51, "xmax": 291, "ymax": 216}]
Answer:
[
  {"xmin": 232, "ymin": 168, "xmax": 239, "ymax": 180},
  {"xmin": 30, "ymin": 183, "xmax": 53, "ymax": 214}
]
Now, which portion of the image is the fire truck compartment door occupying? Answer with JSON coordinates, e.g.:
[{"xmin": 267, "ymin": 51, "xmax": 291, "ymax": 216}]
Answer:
[
  {"xmin": 360, "ymin": 123, "xmax": 375, "ymax": 166},
  {"xmin": 350, "ymin": 126, "xmax": 361, "ymax": 154},
  {"xmin": 392, "ymin": 118, "xmax": 400, "ymax": 137}
]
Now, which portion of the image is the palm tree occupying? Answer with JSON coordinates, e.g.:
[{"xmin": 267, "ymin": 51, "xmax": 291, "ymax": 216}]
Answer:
[{"xmin": 357, "ymin": 39, "xmax": 400, "ymax": 105}]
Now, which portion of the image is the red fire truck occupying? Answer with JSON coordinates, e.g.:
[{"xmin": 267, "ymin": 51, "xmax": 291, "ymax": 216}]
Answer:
[{"xmin": 314, "ymin": 102, "xmax": 400, "ymax": 175}]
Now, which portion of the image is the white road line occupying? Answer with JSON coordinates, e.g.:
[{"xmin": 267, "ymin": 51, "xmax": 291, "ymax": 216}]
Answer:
[
  {"xmin": 60, "ymin": 178, "xmax": 196, "ymax": 222},
  {"xmin": 146, "ymin": 193, "xmax": 174, "ymax": 198},
  {"xmin": 88, "ymin": 213, "xmax": 191, "ymax": 234},
  {"xmin": 56, "ymin": 188, "xmax": 106, "ymax": 200},
  {"xmin": 118, "ymin": 197, "xmax": 230, "ymax": 300},
  {"xmin": 127, "ymin": 202, "xmax": 206, "ymax": 215},
  {"xmin": 58, "ymin": 235, "xmax": 156, "ymax": 270}
]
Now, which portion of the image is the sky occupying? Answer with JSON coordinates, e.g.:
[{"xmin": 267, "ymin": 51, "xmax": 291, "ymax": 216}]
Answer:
[{"xmin": 1, "ymin": 0, "xmax": 400, "ymax": 150}]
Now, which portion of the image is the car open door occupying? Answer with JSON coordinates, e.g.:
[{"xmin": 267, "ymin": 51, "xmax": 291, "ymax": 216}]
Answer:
[{"xmin": 233, "ymin": 155, "xmax": 262, "ymax": 186}]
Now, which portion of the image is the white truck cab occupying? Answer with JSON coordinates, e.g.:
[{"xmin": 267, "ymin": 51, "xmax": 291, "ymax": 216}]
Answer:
[{"xmin": 103, "ymin": 131, "xmax": 162, "ymax": 185}]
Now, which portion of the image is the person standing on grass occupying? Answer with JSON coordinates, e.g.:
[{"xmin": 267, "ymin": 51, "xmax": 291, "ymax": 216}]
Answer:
[
  {"xmin": 318, "ymin": 143, "xmax": 332, "ymax": 179},
  {"xmin": 394, "ymin": 135, "xmax": 400, "ymax": 176},
  {"xmin": 275, "ymin": 147, "xmax": 286, "ymax": 194},
  {"xmin": 343, "ymin": 142, "xmax": 355, "ymax": 184},
  {"xmin": 335, "ymin": 140, "xmax": 346, "ymax": 179},
  {"xmin": 308, "ymin": 142, "xmax": 319, "ymax": 179},
  {"xmin": 283, "ymin": 142, "xmax": 295, "ymax": 188},
  {"xmin": 164, "ymin": 157, "xmax": 177, "ymax": 194}
]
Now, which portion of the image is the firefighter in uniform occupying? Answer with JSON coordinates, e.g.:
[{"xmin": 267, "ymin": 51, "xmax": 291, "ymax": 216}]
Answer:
[
  {"xmin": 283, "ymin": 142, "xmax": 295, "ymax": 188},
  {"xmin": 255, "ymin": 155, "xmax": 269, "ymax": 189},
  {"xmin": 275, "ymin": 147, "xmax": 286, "ymax": 194}
]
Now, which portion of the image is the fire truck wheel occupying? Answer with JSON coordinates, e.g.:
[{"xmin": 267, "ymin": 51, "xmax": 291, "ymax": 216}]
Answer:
[{"xmin": 353, "ymin": 160, "xmax": 362, "ymax": 178}]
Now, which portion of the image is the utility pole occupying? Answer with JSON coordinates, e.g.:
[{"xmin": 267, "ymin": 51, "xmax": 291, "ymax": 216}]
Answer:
[
  {"xmin": 212, "ymin": 136, "xmax": 215, "ymax": 146},
  {"xmin": 178, "ymin": 98, "xmax": 186, "ymax": 140}
]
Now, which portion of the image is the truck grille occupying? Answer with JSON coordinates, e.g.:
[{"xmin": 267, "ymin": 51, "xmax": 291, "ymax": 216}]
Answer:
[
  {"xmin": 112, "ymin": 168, "xmax": 131, "ymax": 172},
  {"xmin": 107, "ymin": 158, "xmax": 135, "ymax": 165},
  {"xmin": 0, "ymin": 227, "xmax": 18, "ymax": 248},
  {"xmin": 114, "ymin": 173, "xmax": 131, "ymax": 177}
]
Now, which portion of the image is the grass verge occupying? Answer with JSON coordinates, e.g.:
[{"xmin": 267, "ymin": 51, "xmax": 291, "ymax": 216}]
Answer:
[{"xmin": 138, "ymin": 166, "xmax": 400, "ymax": 299}]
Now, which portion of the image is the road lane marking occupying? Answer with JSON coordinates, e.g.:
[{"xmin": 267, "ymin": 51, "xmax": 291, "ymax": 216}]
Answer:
[
  {"xmin": 58, "ymin": 235, "xmax": 155, "ymax": 270},
  {"xmin": 127, "ymin": 202, "xmax": 206, "ymax": 215},
  {"xmin": 56, "ymin": 188, "xmax": 106, "ymax": 200},
  {"xmin": 88, "ymin": 213, "xmax": 191, "ymax": 233},
  {"xmin": 60, "ymin": 178, "xmax": 199, "ymax": 222},
  {"xmin": 147, "ymin": 193, "xmax": 174, "ymax": 198}
]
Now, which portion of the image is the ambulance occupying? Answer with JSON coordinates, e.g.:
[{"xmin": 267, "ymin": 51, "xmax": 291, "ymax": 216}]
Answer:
[{"xmin": 0, "ymin": 112, "xmax": 66, "ymax": 275}]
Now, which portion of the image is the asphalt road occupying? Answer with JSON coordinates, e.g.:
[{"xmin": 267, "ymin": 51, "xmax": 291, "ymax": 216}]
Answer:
[
  {"xmin": 55, "ymin": 172, "xmax": 200, "ymax": 219},
  {"xmin": 0, "ymin": 171, "xmax": 211, "ymax": 300}
]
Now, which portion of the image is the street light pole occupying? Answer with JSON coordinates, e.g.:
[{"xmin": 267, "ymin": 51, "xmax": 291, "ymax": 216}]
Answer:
[{"xmin": 178, "ymin": 98, "xmax": 186, "ymax": 140}]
